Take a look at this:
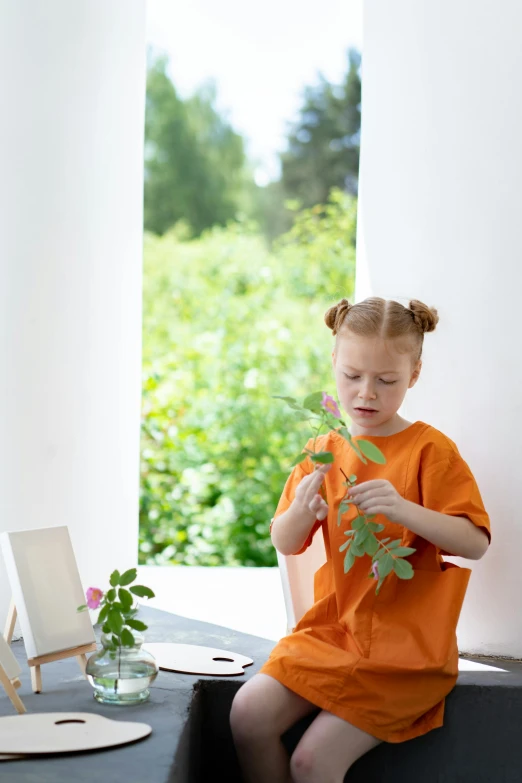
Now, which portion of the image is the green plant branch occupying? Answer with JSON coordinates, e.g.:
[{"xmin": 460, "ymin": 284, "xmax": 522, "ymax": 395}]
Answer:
[
  {"xmin": 275, "ymin": 391, "xmax": 416, "ymax": 592},
  {"xmin": 78, "ymin": 569, "xmax": 155, "ymax": 687}
]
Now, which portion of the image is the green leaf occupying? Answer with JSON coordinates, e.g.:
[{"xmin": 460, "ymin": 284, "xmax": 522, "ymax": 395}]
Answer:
[
  {"xmin": 119, "ymin": 568, "xmax": 138, "ymax": 586},
  {"xmin": 302, "ymin": 391, "xmax": 324, "ymax": 413},
  {"xmin": 350, "ymin": 542, "xmax": 364, "ymax": 557},
  {"xmin": 348, "ymin": 438, "xmax": 367, "ymax": 464},
  {"xmin": 364, "ymin": 535, "xmax": 380, "ymax": 556},
  {"xmin": 112, "ymin": 635, "xmax": 121, "ymax": 647},
  {"xmin": 343, "ymin": 549, "xmax": 355, "ymax": 574},
  {"xmin": 339, "ymin": 540, "xmax": 351, "ymax": 552},
  {"xmin": 393, "ymin": 558, "xmax": 414, "ymax": 579},
  {"xmin": 354, "ymin": 526, "xmax": 370, "ymax": 546},
  {"xmin": 380, "ymin": 538, "xmax": 391, "ymax": 544},
  {"xmin": 310, "ymin": 451, "xmax": 334, "ymax": 464},
  {"xmin": 378, "ymin": 553, "xmax": 394, "ymax": 579},
  {"xmin": 326, "ymin": 418, "xmax": 345, "ymax": 430},
  {"xmin": 291, "ymin": 452, "xmax": 308, "ymax": 466},
  {"xmin": 292, "ymin": 410, "xmax": 314, "ymax": 422},
  {"xmin": 338, "ymin": 499, "xmax": 354, "ymax": 526},
  {"xmin": 357, "ymin": 439, "xmax": 386, "ymax": 464},
  {"xmin": 77, "ymin": 605, "xmax": 87, "ymax": 612},
  {"xmin": 120, "ymin": 628, "xmax": 136, "ymax": 647},
  {"xmin": 272, "ymin": 395, "xmax": 303, "ymax": 411},
  {"xmin": 351, "ymin": 517, "xmax": 365, "ymax": 531},
  {"xmin": 118, "ymin": 588, "xmax": 134, "ymax": 609},
  {"xmin": 348, "ymin": 474, "xmax": 357, "ymax": 484},
  {"xmin": 390, "ymin": 547, "xmax": 416, "ymax": 557},
  {"xmin": 102, "ymin": 622, "xmax": 111, "ymax": 634},
  {"xmin": 109, "ymin": 570, "xmax": 121, "ymax": 587},
  {"xmin": 98, "ymin": 604, "xmax": 110, "ymax": 624},
  {"xmin": 129, "ymin": 585, "xmax": 155, "ymax": 599},
  {"xmin": 367, "ymin": 522, "xmax": 385, "ymax": 533},
  {"xmin": 107, "ymin": 608, "xmax": 124, "ymax": 635},
  {"xmin": 126, "ymin": 618, "xmax": 148, "ymax": 632},
  {"xmin": 388, "ymin": 539, "xmax": 403, "ymax": 549},
  {"xmin": 373, "ymin": 547, "xmax": 388, "ymax": 561},
  {"xmin": 375, "ymin": 578, "xmax": 385, "ymax": 595},
  {"xmin": 106, "ymin": 588, "xmax": 116, "ymax": 603},
  {"xmin": 344, "ymin": 529, "xmax": 355, "ymax": 536}
]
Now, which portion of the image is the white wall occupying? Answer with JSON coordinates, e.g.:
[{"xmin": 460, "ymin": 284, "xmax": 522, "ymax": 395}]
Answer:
[
  {"xmin": 358, "ymin": 0, "xmax": 521, "ymax": 656},
  {"xmin": 0, "ymin": 0, "xmax": 146, "ymax": 626}
]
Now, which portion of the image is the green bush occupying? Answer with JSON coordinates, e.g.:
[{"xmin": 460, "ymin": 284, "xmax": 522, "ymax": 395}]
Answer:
[{"xmin": 139, "ymin": 190, "xmax": 356, "ymax": 566}]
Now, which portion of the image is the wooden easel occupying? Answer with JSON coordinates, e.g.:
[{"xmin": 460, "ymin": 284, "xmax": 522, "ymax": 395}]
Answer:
[
  {"xmin": 3, "ymin": 601, "xmax": 96, "ymax": 694},
  {"xmin": 0, "ymin": 660, "xmax": 25, "ymax": 714}
]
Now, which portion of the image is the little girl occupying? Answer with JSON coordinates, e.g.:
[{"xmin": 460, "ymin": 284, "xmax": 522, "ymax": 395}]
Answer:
[{"xmin": 230, "ymin": 297, "xmax": 490, "ymax": 783}]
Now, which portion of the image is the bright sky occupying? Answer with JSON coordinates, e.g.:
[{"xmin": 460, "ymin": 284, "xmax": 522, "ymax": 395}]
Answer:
[{"xmin": 146, "ymin": 0, "xmax": 363, "ymax": 184}]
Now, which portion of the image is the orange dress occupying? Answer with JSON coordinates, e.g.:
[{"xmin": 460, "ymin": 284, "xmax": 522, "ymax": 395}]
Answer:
[{"xmin": 260, "ymin": 422, "xmax": 491, "ymax": 743}]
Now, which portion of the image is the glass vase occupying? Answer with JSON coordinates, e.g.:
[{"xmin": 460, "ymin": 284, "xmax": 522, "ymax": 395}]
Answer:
[{"xmin": 86, "ymin": 633, "xmax": 158, "ymax": 705}]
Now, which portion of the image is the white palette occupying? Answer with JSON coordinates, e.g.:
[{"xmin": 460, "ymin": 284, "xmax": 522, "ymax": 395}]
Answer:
[
  {"xmin": 144, "ymin": 642, "xmax": 253, "ymax": 676},
  {"xmin": 0, "ymin": 713, "xmax": 151, "ymax": 756}
]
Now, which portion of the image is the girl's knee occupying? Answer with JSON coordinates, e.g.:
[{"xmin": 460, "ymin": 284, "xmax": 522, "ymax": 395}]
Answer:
[
  {"xmin": 290, "ymin": 746, "xmax": 323, "ymax": 783},
  {"xmin": 291, "ymin": 746, "xmax": 347, "ymax": 783},
  {"xmin": 230, "ymin": 684, "xmax": 271, "ymax": 742}
]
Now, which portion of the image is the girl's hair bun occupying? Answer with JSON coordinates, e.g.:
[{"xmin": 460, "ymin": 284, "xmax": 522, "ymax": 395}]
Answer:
[
  {"xmin": 409, "ymin": 300, "xmax": 439, "ymax": 333},
  {"xmin": 324, "ymin": 298, "xmax": 352, "ymax": 335}
]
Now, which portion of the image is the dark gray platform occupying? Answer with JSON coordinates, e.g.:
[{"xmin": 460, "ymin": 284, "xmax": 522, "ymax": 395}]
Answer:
[
  {"xmin": 0, "ymin": 607, "xmax": 272, "ymax": 783},
  {"xmin": 0, "ymin": 606, "xmax": 521, "ymax": 782}
]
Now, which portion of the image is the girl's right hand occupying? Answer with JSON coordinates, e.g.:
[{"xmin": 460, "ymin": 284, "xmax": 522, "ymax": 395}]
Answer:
[{"xmin": 293, "ymin": 464, "xmax": 331, "ymax": 521}]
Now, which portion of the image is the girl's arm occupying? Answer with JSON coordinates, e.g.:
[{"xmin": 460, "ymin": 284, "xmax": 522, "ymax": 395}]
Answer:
[
  {"xmin": 271, "ymin": 465, "xmax": 330, "ymax": 555},
  {"xmin": 399, "ymin": 502, "xmax": 489, "ymax": 560},
  {"xmin": 348, "ymin": 479, "xmax": 489, "ymax": 560}
]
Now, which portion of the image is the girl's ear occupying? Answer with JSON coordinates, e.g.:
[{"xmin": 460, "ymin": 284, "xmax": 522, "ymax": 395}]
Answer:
[{"xmin": 409, "ymin": 360, "xmax": 422, "ymax": 389}]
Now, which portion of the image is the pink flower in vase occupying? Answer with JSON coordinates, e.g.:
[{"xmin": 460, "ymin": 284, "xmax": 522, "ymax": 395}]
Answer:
[{"xmin": 86, "ymin": 587, "xmax": 104, "ymax": 610}]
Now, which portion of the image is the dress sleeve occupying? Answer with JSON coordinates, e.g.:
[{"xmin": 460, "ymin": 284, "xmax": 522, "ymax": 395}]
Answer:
[
  {"xmin": 270, "ymin": 444, "xmax": 322, "ymax": 555},
  {"xmin": 419, "ymin": 447, "xmax": 491, "ymax": 553}
]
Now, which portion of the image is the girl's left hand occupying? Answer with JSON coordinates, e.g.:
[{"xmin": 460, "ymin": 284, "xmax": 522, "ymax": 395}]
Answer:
[{"xmin": 348, "ymin": 480, "xmax": 406, "ymax": 523}]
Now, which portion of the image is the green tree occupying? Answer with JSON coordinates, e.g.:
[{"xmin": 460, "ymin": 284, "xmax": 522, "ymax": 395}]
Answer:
[
  {"xmin": 144, "ymin": 55, "xmax": 250, "ymax": 236},
  {"xmin": 251, "ymin": 179, "xmax": 294, "ymax": 243},
  {"xmin": 139, "ymin": 192, "xmax": 357, "ymax": 567},
  {"xmin": 281, "ymin": 49, "xmax": 361, "ymax": 209}
]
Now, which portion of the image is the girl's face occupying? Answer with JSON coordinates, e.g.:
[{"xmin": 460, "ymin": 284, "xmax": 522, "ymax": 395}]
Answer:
[{"xmin": 333, "ymin": 332, "xmax": 421, "ymax": 435}]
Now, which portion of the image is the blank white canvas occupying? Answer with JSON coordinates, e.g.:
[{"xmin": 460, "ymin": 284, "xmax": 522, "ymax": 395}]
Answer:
[
  {"xmin": 0, "ymin": 527, "xmax": 95, "ymax": 658},
  {"xmin": 0, "ymin": 635, "xmax": 21, "ymax": 682}
]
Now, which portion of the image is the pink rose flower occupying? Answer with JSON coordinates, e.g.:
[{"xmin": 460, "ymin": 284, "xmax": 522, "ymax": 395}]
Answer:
[
  {"xmin": 321, "ymin": 392, "xmax": 341, "ymax": 419},
  {"xmin": 86, "ymin": 587, "xmax": 104, "ymax": 610}
]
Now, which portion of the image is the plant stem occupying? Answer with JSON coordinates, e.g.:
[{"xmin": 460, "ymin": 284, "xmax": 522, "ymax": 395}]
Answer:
[
  {"xmin": 339, "ymin": 467, "xmax": 400, "ymax": 563},
  {"xmin": 116, "ymin": 643, "xmax": 121, "ymax": 694}
]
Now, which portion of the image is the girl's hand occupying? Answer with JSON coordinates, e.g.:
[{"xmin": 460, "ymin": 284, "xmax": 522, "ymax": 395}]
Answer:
[
  {"xmin": 348, "ymin": 479, "xmax": 406, "ymax": 523},
  {"xmin": 293, "ymin": 464, "xmax": 331, "ymax": 521}
]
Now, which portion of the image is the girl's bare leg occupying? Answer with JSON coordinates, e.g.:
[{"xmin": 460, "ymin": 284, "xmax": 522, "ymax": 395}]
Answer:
[
  {"xmin": 290, "ymin": 710, "xmax": 381, "ymax": 783},
  {"xmin": 230, "ymin": 673, "xmax": 316, "ymax": 783}
]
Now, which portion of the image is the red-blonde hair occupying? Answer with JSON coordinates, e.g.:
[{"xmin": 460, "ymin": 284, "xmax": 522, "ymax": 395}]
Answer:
[{"xmin": 324, "ymin": 297, "xmax": 439, "ymax": 361}]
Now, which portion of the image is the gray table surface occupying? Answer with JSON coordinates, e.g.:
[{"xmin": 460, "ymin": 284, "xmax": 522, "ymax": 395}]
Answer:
[{"xmin": 0, "ymin": 606, "xmax": 275, "ymax": 783}]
